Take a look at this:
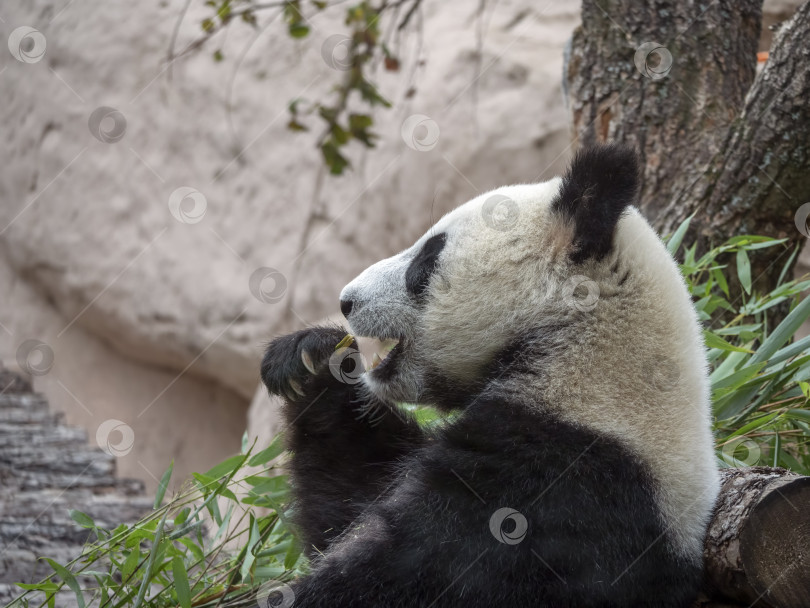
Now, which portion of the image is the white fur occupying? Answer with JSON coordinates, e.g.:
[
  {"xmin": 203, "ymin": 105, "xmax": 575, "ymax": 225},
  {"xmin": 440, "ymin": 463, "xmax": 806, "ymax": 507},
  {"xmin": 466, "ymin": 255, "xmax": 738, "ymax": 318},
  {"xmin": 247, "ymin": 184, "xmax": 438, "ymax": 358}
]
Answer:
[{"xmin": 340, "ymin": 178, "xmax": 720, "ymax": 561}]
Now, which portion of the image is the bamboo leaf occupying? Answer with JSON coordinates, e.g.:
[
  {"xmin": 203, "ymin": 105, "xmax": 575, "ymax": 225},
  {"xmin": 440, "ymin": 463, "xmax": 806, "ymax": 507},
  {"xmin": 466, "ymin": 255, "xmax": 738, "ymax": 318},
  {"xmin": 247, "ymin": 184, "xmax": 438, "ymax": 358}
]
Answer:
[
  {"xmin": 172, "ymin": 556, "xmax": 192, "ymax": 608},
  {"xmin": 773, "ymin": 431, "xmax": 781, "ymax": 468},
  {"xmin": 240, "ymin": 515, "xmax": 260, "ymax": 582},
  {"xmin": 785, "ymin": 409, "xmax": 810, "ymax": 423},
  {"xmin": 712, "ymin": 267, "xmax": 730, "ymax": 297},
  {"xmin": 714, "ymin": 324, "xmax": 762, "ymax": 336},
  {"xmin": 44, "ymin": 559, "xmax": 86, "ymax": 608},
  {"xmin": 249, "ymin": 433, "xmax": 286, "ymax": 467},
  {"xmin": 723, "ymin": 412, "xmax": 781, "ymax": 439},
  {"xmin": 666, "ymin": 215, "xmax": 692, "ymax": 256},
  {"xmin": 711, "ymin": 362, "xmax": 767, "ymax": 392},
  {"xmin": 703, "ymin": 331, "xmax": 754, "ymax": 353},
  {"xmin": 709, "ymin": 349, "xmax": 750, "ymax": 384},
  {"xmin": 284, "ymin": 538, "xmax": 304, "ymax": 570},
  {"xmin": 122, "ymin": 544, "xmax": 140, "ymax": 580},
  {"xmin": 69, "ymin": 509, "xmax": 95, "ymax": 530},
  {"xmin": 778, "ymin": 243, "xmax": 801, "ymax": 286},
  {"xmin": 204, "ymin": 454, "xmax": 247, "ymax": 480},
  {"xmin": 132, "ymin": 510, "xmax": 168, "ymax": 608},
  {"xmin": 154, "ymin": 460, "xmax": 174, "ymax": 509},
  {"xmin": 736, "ymin": 249, "xmax": 751, "ymax": 295},
  {"xmin": 767, "ymin": 334, "xmax": 810, "ymax": 367},
  {"xmin": 751, "ymin": 295, "xmax": 810, "ymax": 364}
]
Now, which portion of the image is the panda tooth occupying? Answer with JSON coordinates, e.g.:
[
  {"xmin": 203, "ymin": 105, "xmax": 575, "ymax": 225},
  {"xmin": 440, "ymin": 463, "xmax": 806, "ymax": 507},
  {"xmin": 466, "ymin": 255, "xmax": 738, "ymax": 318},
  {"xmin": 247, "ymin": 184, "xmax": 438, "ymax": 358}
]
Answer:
[
  {"xmin": 371, "ymin": 353, "xmax": 382, "ymax": 369},
  {"xmin": 289, "ymin": 379, "xmax": 305, "ymax": 397},
  {"xmin": 301, "ymin": 350, "xmax": 317, "ymax": 375}
]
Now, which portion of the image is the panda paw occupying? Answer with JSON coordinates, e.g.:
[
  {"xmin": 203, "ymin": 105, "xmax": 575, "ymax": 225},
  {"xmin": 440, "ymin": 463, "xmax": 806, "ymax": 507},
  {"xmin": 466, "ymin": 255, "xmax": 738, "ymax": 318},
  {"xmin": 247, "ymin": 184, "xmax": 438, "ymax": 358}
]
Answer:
[{"xmin": 261, "ymin": 326, "xmax": 362, "ymax": 403}]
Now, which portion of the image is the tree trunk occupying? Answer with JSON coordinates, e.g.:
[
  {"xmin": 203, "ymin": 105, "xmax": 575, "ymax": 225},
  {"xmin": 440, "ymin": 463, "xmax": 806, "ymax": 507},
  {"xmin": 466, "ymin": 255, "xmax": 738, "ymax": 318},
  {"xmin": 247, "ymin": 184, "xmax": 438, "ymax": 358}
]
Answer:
[
  {"xmin": 698, "ymin": 467, "xmax": 810, "ymax": 608},
  {"xmin": 565, "ymin": 0, "xmax": 810, "ymax": 291}
]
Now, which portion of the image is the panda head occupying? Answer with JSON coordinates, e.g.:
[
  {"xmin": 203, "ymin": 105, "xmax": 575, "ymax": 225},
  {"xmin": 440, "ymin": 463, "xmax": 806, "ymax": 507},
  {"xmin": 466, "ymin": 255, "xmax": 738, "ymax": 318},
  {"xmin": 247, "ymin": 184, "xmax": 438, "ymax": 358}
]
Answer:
[
  {"xmin": 340, "ymin": 145, "xmax": 659, "ymax": 407},
  {"xmin": 341, "ymin": 143, "xmax": 718, "ymax": 558}
]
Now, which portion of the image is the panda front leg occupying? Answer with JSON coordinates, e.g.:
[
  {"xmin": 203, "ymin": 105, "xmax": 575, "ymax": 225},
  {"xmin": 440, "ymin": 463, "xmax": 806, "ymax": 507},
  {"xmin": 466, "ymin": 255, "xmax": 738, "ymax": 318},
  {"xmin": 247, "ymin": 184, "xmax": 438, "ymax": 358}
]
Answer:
[{"xmin": 260, "ymin": 325, "xmax": 425, "ymax": 554}]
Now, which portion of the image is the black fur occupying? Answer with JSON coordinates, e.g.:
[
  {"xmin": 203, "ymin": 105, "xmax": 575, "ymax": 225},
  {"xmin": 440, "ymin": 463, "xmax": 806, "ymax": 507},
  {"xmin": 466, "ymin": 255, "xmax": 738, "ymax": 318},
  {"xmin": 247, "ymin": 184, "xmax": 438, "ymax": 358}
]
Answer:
[
  {"xmin": 260, "ymin": 325, "xmax": 702, "ymax": 607},
  {"xmin": 552, "ymin": 144, "xmax": 640, "ymax": 264},
  {"xmin": 260, "ymin": 326, "xmax": 425, "ymax": 554},
  {"xmin": 405, "ymin": 232, "xmax": 448, "ymax": 299},
  {"xmin": 422, "ymin": 325, "xmax": 570, "ymax": 410}
]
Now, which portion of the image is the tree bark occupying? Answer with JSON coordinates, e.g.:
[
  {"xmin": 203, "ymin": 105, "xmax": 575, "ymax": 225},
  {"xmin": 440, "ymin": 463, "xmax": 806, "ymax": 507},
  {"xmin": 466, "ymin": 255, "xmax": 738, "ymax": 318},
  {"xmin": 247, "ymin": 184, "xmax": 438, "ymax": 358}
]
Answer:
[
  {"xmin": 565, "ymin": 0, "xmax": 810, "ymax": 286},
  {"xmin": 699, "ymin": 467, "xmax": 810, "ymax": 608}
]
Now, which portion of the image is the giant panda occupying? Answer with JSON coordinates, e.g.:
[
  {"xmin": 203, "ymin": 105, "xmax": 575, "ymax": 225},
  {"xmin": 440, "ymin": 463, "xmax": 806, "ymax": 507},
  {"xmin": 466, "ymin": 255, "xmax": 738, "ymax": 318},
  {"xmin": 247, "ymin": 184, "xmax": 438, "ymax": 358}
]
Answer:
[{"xmin": 260, "ymin": 144, "xmax": 720, "ymax": 607}]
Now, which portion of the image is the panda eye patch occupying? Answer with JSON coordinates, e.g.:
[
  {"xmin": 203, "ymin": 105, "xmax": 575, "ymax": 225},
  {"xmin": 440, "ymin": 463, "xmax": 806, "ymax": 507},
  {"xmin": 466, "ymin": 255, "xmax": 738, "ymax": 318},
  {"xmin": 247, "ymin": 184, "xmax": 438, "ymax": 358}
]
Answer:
[{"xmin": 405, "ymin": 232, "xmax": 447, "ymax": 300}]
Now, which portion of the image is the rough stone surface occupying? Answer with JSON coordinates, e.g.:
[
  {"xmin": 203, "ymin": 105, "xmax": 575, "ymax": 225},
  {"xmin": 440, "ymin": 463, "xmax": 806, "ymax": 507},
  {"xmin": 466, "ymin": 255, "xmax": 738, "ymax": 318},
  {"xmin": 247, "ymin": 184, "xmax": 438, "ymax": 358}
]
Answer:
[
  {"xmin": 0, "ymin": 369, "xmax": 152, "ymax": 608},
  {"xmin": 0, "ymin": 252, "xmax": 251, "ymax": 494},
  {"xmin": 0, "ymin": 0, "xmax": 581, "ymax": 485}
]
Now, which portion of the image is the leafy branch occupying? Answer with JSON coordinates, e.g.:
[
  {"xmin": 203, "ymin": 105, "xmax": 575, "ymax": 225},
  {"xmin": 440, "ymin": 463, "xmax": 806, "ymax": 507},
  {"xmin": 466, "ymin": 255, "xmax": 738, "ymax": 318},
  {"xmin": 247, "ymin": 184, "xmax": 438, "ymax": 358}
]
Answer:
[{"xmin": 188, "ymin": 0, "xmax": 424, "ymax": 174}]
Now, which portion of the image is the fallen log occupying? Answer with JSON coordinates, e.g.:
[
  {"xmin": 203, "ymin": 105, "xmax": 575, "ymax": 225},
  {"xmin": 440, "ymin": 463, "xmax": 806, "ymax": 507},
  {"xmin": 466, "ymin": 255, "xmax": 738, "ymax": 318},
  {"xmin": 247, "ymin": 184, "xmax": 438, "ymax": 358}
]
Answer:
[{"xmin": 697, "ymin": 466, "xmax": 810, "ymax": 608}]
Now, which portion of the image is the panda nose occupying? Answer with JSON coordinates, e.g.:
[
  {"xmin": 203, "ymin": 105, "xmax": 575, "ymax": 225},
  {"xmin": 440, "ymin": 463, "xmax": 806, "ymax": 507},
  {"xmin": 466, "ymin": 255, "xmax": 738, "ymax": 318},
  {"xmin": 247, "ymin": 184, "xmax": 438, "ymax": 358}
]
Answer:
[{"xmin": 340, "ymin": 299, "xmax": 354, "ymax": 317}]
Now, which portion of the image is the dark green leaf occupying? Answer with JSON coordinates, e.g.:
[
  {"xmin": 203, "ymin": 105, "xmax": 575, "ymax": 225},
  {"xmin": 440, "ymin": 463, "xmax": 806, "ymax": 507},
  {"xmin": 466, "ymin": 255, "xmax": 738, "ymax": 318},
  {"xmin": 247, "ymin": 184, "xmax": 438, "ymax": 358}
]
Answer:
[
  {"xmin": 240, "ymin": 515, "xmax": 260, "ymax": 582},
  {"xmin": 154, "ymin": 460, "xmax": 174, "ymax": 509},
  {"xmin": 132, "ymin": 510, "xmax": 168, "ymax": 608},
  {"xmin": 204, "ymin": 454, "xmax": 247, "ymax": 480},
  {"xmin": 122, "ymin": 545, "xmax": 140, "ymax": 581},
  {"xmin": 284, "ymin": 538, "xmax": 303, "ymax": 570},
  {"xmin": 69, "ymin": 509, "xmax": 95, "ymax": 529},
  {"xmin": 289, "ymin": 23, "xmax": 310, "ymax": 38},
  {"xmin": 44, "ymin": 559, "xmax": 85, "ymax": 608},
  {"xmin": 666, "ymin": 215, "xmax": 692, "ymax": 256},
  {"xmin": 172, "ymin": 557, "xmax": 192, "ymax": 608},
  {"xmin": 752, "ymin": 295, "xmax": 810, "ymax": 364},
  {"xmin": 249, "ymin": 433, "xmax": 286, "ymax": 467},
  {"xmin": 704, "ymin": 331, "xmax": 754, "ymax": 353},
  {"xmin": 736, "ymin": 249, "xmax": 751, "ymax": 295},
  {"xmin": 321, "ymin": 141, "xmax": 350, "ymax": 175}
]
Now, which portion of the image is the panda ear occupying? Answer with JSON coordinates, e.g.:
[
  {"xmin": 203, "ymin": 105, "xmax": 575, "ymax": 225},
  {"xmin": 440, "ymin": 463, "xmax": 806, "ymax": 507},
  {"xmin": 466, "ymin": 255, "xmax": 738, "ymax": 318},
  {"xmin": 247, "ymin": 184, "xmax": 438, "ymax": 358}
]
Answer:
[{"xmin": 552, "ymin": 143, "xmax": 640, "ymax": 264}]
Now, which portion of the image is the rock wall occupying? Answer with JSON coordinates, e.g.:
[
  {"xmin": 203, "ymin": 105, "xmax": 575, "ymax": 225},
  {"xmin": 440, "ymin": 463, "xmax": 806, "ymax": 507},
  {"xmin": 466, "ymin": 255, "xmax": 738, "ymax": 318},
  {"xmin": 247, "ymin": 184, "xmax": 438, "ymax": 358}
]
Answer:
[
  {"xmin": 0, "ymin": 0, "xmax": 582, "ymax": 486},
  {"xmin": 0, "ymin": 369, "xmax": 152, "ymax": 607}
]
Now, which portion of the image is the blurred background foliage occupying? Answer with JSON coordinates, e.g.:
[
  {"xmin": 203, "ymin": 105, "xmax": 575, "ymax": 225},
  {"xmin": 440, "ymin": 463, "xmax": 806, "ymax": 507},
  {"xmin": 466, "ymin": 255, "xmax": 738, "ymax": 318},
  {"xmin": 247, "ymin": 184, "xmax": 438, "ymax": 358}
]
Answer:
[{"xmin": 195, "ymin": 0, "xmax": 423, "ymax": 174}]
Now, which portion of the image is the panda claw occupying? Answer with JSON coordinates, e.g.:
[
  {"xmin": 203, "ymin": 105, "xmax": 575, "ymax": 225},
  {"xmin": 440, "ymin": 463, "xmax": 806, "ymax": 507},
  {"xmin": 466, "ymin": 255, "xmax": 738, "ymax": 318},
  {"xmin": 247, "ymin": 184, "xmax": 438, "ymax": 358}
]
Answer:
[
  {"xmin": 301, "ymin": 350, "xmax": 317, "ymax": 375},
  {"xmin": 289, "ymin": 378, "xmax": 306, "ymax": 397},
  {"xmin": 282, "ymin": 385, "xmax": 299, "ymax": 402}
]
